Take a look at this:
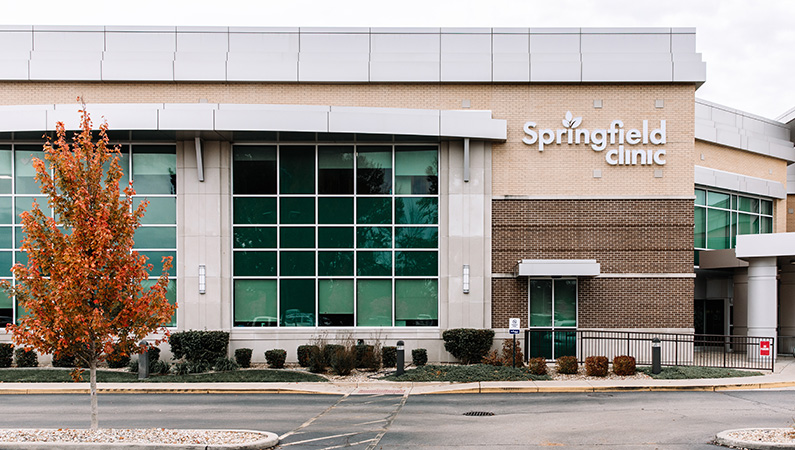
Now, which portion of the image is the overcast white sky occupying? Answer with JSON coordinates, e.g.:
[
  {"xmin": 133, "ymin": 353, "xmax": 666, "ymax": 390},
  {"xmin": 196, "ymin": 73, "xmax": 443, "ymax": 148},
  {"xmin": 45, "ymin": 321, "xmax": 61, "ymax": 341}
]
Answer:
[{"xmin": 4, "ymin": 0, "xmax": 793, "ymax": 121}]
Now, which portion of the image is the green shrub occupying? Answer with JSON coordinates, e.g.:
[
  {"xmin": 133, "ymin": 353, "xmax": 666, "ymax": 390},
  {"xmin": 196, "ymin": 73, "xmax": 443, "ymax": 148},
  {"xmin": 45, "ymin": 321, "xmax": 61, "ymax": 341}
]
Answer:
[
  {"xmin": 234, "ymin": 348, "xmax": 253, "ymax": 368},
  {"xmin": 323, "ymin": 344, "xmax": 343, "ymax": 366},
  {"xmin": 265, "ymin": 349, "xmax": 287, "ymax": 369},
  {"xmin": 442, "ymin": 328, "xmax": 495, "ymax": 364},
  {"xmin": 172, "ymin": 361, "xmax": 189, "ymax": 375},
  {"xmin": 585, "ymin": 356, "xmax": 608, "ymax": 377},
  {"xmin": 169, "ymin": 330, "xmax": 229, "ymax": 365},
  {"xmin": 612, "ymin": 355, "xmax": 636, "ymax": 375},
  {"xmin": 52, "ymin": 353, "xmax": 76, "ymax": 368},
  {"xmin": 527, "ymin": 357, "xmax": 548, "ymax": 375},
  {"xmin": 14, "ymin": 348, "xmax": 38, "ymax": 367},
  {"xmin": 297, "ymin": 345, "xmax": 316, "ymax": 368},
  {"xmin": 411, "ymin": 348, "xmax": 427, "ymax": 366},
  {"xmin": 147, "ymin": 347, "xmax": 161, "ymax": 363},
  {"xmin": 150, "ymin": 360, "xmax": 170, "ymax": 375},
  {"xmin": 214, "ymin": 357, "xmax": 240, "ymax": 372},
  {"xmin": 0, "ymin": 344, "xmax": 12, "ymax": 368},
  {"xmin": 382, "ymin": 346, "xmax": 397, "ymax": 368},
  {"xmin": 555, "ymin": 355, "xmax": 578, "ymax": 374},
  {"xmin": 308, "ymin": 346, "xmax": 326, "ymax": 373},
  {"xmin": 355, "ymin": 343, "xmax": 374, "ymax": 368},
  {"xmin": 329, "ymin": 346, "xmax": 357, "ymax": 376},
  {"xmin": 106, "ymin": 347, "xmax": 131, "ymax": 369},
  {"xmin": 127, "ymin": 358, "xmax": 138, "ymax": 373}
]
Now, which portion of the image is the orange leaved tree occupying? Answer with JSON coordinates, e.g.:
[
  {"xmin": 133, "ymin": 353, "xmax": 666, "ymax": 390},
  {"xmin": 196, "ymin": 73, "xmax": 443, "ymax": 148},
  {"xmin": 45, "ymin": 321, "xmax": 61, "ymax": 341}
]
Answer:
[{"xmin": 1, "ymin": 107, "xmax": 174, "ymax": 429}]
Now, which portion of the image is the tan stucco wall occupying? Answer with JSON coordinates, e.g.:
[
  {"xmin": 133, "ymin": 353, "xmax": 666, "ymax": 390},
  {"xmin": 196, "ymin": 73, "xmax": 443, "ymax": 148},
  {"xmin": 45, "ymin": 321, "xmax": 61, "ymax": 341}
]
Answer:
[
  {"xmin": 695, "ymin": 140, "xmax": 788, "ymax": 233},
  {"xmin": 0, "ymin": 81, "xmax": 696, "ymax": 198}
]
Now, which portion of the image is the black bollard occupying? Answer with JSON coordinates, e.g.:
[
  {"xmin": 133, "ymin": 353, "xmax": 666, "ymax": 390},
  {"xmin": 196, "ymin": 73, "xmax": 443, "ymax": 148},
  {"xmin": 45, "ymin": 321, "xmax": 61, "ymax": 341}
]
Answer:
[
  {"xmin": 138, "ymin": 340, "xmax": 150, "ymax": 380},
  {"xmin": 652, "ymin": 337, "xmax": 661, "ymax": 375},
  {"xmin": 396, "ymin": 340, "xmax": 405, "ymax": 376}
]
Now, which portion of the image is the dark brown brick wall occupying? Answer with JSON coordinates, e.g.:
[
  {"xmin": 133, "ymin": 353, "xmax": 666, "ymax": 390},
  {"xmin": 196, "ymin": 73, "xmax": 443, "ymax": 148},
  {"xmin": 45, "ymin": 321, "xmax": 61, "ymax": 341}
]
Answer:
[{"xmin": 491, "ymin": 199, "xmax": 694, "ymax": 329}]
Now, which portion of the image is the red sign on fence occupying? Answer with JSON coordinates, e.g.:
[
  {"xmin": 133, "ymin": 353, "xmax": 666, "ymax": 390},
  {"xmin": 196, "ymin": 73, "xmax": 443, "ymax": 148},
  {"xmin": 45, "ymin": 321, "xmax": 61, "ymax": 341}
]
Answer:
[{"xmin": 760, "ymin": 340, "xmax": 771, "ymax": 357}]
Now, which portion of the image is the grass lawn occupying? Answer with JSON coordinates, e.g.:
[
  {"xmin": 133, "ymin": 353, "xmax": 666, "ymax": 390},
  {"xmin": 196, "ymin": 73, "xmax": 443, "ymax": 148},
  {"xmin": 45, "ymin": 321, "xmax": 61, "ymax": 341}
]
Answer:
[
  {"xmin": 0, "ymin": 368, "xmax": 327, "ymax": 383},
  {"xmin": 383, "ymin": 364, "xmax": 550, "ymax": 382},
  {"xmin": 638, "ymin": 366, "xmax": 762, "ymax": 379}
]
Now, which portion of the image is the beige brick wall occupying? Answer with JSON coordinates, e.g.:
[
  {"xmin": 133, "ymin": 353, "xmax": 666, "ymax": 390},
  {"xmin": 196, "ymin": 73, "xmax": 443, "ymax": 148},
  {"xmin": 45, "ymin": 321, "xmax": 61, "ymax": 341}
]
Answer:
[
  {"xmin": 695, "ymin": 140, "xmax": 788, "ymax": 233},
  {"xmin": 0, "ymin": 81, "xmax": 695, "ymax": 198}
]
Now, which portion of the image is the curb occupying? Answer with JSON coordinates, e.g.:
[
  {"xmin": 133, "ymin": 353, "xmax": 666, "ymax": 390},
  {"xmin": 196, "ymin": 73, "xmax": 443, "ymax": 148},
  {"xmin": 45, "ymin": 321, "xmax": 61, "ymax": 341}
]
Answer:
[
  {"xmin": 1, "ymin": 380, "xmax": 794, "ymax": 395},
  {"xmin": 715, "ymin": 429, "xmax": 795, "ymax": 449},
  {"xmin": 0, "ymin": 430, "xmax": 279, "ymax": 450}
]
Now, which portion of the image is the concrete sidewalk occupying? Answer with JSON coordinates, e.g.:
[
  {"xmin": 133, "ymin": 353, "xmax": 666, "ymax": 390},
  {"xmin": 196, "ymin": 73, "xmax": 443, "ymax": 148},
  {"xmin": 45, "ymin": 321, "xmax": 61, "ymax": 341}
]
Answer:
[{"xmin": 2, "ymin": 357, "xmax": 794, "ymax": 396}]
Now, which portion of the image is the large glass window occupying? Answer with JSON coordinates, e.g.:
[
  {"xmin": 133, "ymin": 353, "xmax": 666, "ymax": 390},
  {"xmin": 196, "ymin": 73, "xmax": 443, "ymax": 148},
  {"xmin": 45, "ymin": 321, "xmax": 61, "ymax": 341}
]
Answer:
[
  {"xmin": 528, "ymin": 279, "xmax": 577, "ymax": 360},
  {"xmin": 695, "ymin": 187, "xmax": 774, "ymax": 254},
  {"xmin": 0, "ymin": 140, "xmax": 177, "ymax": 327},
  {"xmin": 233, "ymin": 141, "xmax": 439, "ymax": 327}
]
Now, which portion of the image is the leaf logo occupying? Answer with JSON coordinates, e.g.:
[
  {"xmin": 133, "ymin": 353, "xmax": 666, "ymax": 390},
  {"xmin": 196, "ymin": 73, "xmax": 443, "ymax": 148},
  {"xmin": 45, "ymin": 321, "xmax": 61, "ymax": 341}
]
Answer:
[{"xmin": 562, "ymin": 111, "xmax": 582, "ymax": 129}]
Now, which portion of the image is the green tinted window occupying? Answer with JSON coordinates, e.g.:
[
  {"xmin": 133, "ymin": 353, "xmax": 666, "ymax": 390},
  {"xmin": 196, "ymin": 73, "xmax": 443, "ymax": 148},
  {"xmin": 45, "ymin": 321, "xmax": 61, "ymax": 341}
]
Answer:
[
  {"xmin": 141, "ymin": 279, "xmax": 176, "ymax": 327},
  {"xmin": 761, "ymin": 200, "xmax": 773, "ymax": 215},
  {"xmin": 280, "ymin": 251, "xmax": 315, "ymax": 276},
  {"xmin": 0, "ymin": 251, "xmax": 11, "ymax": 274},
  {"xmin": 234, "ymin": 227, "xmax": 277, "ymax": 249},
  {"xmin": 357, "ymin": 251, "xmax": 391, "ymax": 276},
  {"xmin": 357, "ymin": 227, "xmax": 392, "ymax": 248},
  {"xmin": 132, "ymin": 146, "xmax": 176, "ymax": 195},
  {"xmin": 14, "ymin": 147, "xmax": 45, "ymax": 195},
  {"xmin": 554, "ymin": 279, "xmax": 577, "ymax": 327},
  {"xmin": 319, "ymin": 279, "xmax": 354, "ymax": 326},
  {"xmin": 707, "ymin": 209, "xmax": 730, "ymax": 250},
  {"xmin": 233, "ymin": 146, "xmax": 277, "ymax": 195},
  {"xmin": 395, "ymin": 197, "xmax": 437, "ymax": 224},
  {"xmin": 280, "ymin": 146, "xmax": 315, "ymax": 194},
  {"xmin": 234, "ymin": 280, "xmax": 277, "ymax": 327},
  {"xmin": 280, "ymin": 197, "xmax": 314, "ymax": 224},
  {"xmin": 694, "ymin": 207, "xmax": 706, "ymax": 248},
  {"xmin": 0, "ymin": 227, "xmax": 11, "ymax": 248},
  {"xmin": 357, "ymin": 197, "xmax": 391, "ymax": 224},
  {"xmin": 395, "ymin": 227, "xmax": 437, "ymax": 248},
  {"xmin": 0, "ymin": 149, "xmax": 11, "ymax": 194},
  {"xmin": 133, "ymin": 227, "xmax": 176, "ymax": 249},
  {"xmin": 737, "ymin": 196, "xmax": 758, "ymax": 214},
  {"xmin": 707, "ymin": 191, "xmax": 730, "ymax": 209},
  {"xmin": 357, "ymin": 279, "xmax": 392, "ymax": 326},
  {"xmin": 138, "ymin": 250, "xmax": 176, "ymax": 275},
  {"xmin": 761, "ymin": 216, "xmax": 772, "ymax": 233},
  {"xmin": 318, "ymin": 251, "xmax": 354, "ymax": 276},
  {"xmin": 135, "ymin": 197, "xmax": 176, "ymax": 224},
  {"xmin": 318, "ymin": 227, "xmax": 354, "ymax": 248},
  {"xmin": 280, "ymin": 227, "xmax": 315, "ymax": 248},
  {"xmin": 395, "ymin": 279, "xmax": 437, "ymax": 326},
  {"xmin": 395, "ymin": 251, "xmax": 437, "ymax": 276},
  {"xmin": 318, "ymin": 146, "xmax": 354, "ymax": 194},
  {"xmin": 737, "ymin": 213, "xmax": 758, "ymax": 235},
  {"xmin": 15, "ymin": 197, "xmax": 49, "ymax": 223},
  {"xmin": 318, "ymin": 197, "xmax": 353, "ymax": 224},
  {"xmin": 0, "ymin": 197, "xmax": 11, "ymax": 223},
  {"xmin": 694, "ymin": 189, "xmax": 706, "ymax": 206},
  {"xmin": 234, "ymin": 251, "xmax": 276, "ymax": 276},
  {"xmin": 234, "ymin": 197, "xmax": 277, "ymax": 225},
  {"xmin": 357, "ymin": 147, "xmax": 392, "ymax": 195},
  {"xmin": 280, "ymin": 279, "xmax": 315, "ymax": 326},
  {"xmin": 530, "ymin": 280, "xmax": 552, "ymax": 327},
  {"xmin": 395, "ymin": 147, "xmax": 438, "ymax": 195}
]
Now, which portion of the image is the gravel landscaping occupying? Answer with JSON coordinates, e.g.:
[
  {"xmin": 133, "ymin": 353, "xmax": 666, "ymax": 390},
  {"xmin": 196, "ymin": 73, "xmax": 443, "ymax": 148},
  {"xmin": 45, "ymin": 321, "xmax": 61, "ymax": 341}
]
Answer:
[
  {"xmin": 0, "ymin": 429, "xmax": 278, "ymax": 449},
  {"xmin": 715, "ymin": 428, "xmax": 795, "ymax": 449}
]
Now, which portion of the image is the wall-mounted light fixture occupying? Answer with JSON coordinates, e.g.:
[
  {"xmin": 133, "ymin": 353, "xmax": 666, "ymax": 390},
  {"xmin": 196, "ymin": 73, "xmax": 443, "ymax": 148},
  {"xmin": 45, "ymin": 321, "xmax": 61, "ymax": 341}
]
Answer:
[
  {"xmin": 463, "ymin": 264, "xmax": 470, "ymax": 294},
  {"xmin": 198, "ymin": 264, "xmax": 206, "ymax": 294}
]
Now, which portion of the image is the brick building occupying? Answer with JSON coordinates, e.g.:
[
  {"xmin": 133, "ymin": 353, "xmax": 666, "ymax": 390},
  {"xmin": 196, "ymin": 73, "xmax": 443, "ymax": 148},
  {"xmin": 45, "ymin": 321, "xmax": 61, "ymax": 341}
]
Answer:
[{"xmin": 0, "ymin": 26, "xmax": 793, "ymax": 361}]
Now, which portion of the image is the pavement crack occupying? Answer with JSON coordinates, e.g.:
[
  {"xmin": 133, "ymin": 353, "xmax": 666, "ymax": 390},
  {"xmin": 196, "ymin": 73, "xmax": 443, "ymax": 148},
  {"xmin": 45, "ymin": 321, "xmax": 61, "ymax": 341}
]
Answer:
[
  {"xmin": 279, "ymin": 392, "xmax": 351, "ymax": 441},
  {"xmin": 364, "ymin": 391, "xmax": 409, "ymax": 450}
]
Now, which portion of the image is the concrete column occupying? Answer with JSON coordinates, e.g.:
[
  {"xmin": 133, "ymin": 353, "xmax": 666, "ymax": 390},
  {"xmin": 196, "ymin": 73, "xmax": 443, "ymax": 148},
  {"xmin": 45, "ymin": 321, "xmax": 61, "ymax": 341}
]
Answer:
[
  {"xmin": 746, "ymin": 257, "xmax": 778, "ymax": 354},
  {"xmin": 779, "ymin": 263, "xmax": 795, "ymax": 354},
  {"xmin": 732, "ymin": 268, "xmax": 748, "ymax": 336}
]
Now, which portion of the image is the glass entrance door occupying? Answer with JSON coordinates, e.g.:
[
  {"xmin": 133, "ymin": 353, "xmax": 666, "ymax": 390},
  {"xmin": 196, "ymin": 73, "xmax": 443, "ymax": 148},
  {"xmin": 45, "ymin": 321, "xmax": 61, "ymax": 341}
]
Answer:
[{"xmin": 528, "ymin": 279, "xmax": 577, "ymax": 359}]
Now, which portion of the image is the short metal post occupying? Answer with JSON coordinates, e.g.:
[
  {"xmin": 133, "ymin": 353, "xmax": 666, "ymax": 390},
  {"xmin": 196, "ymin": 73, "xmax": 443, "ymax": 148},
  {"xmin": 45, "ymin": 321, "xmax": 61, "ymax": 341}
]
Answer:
[
  {"xmin": 396, "ymin": 341, "xmax": 405, "ymax": 376},
  {"xmin": 652, "ymin": 337, "xmax": 661, "ymax": 375},
  {"xmin": 512, "ymin": 334, "xmax": 517, "ymax": 368},
  {"xmin": 138, "ymin": 340, "xmax": 149, "ymax": 380}
]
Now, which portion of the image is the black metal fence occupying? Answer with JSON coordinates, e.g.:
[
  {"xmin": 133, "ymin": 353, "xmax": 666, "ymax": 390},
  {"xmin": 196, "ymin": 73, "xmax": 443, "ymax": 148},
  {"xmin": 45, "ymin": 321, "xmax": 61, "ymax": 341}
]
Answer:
[{"xmin": 523, "ymin": 329, "xmax": 775, "ymax": 372}]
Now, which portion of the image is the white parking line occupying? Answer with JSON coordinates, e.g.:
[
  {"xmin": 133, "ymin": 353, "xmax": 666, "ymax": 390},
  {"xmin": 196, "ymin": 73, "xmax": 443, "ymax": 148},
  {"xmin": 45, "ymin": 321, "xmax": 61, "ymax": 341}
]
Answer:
[{"xmin": 280, "ymin": 431, "xmax": 364, "ymax": 447}]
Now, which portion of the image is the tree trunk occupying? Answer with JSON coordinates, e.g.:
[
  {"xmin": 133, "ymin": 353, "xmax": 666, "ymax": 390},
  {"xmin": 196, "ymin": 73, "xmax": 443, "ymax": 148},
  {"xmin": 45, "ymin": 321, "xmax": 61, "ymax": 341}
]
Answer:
[{"xmin": 90, "ymin": 357, "xmax": 98, "ymax": 429}]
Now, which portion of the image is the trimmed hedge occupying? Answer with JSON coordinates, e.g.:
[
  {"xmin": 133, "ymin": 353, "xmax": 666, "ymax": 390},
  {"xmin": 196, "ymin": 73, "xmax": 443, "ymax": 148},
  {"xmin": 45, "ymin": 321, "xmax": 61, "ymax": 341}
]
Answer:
[
  {"xmin": 234, "ymin": 348, "xmax": 253, "ymax": 368},
  {"xmin": 51, "ymin": 353, "xmax": 76, "ymax": 368},
  {"xmin": 169, "ymin": 330, "xmax": 229, "ymax": 365},
  {"xmin": 297, "ymin": 345, "xmax": 316, "ymax": 368},
  {"xmin": 527, "ymin": 357, "xmax": 548, "ymax": 375},
  {"xmin": 585, "ymin": 356, "xmax": 608, "ymax": 377},
  {"xmin": 411, "ymin": 348, "xmax": 427, "ymax": 367},
  {"xmin": 14, "ymin": 347, "xmax": 38, "ymax": 367},
  {"xmin": 613, "ymin": 355, "xmax": 636, "ymax": 375},
  {"xmin": 0, "ymin": 343, "xmax": 12, "ymax": 368},
  {"xmin": 555, "ymin": 355, "xmax": 578, "ymax": 374},
  {"xmin": 265, "ymin": 349, "xmax": 286, "ymax": 369},
  {"xmin": 442, "ymin": 328, "xmax": 495, "ymax": 365},
  {"xmin": 382, "ymin": 346, "xmax": 397, "ymax": 368}
]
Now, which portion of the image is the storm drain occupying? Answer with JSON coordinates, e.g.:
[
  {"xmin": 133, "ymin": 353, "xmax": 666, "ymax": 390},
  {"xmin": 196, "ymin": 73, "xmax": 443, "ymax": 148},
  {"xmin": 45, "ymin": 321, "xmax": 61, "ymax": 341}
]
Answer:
[{"xmin": 463, "ymin": 411, "xmax": 494, "ymax": 417}]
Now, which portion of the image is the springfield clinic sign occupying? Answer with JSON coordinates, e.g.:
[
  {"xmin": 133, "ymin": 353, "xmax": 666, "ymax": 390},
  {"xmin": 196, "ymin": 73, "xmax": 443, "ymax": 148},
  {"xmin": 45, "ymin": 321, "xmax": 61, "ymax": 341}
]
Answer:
[{"xmin": 522, "ymin": 112, "xmax": 667, "ymax": 166}]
